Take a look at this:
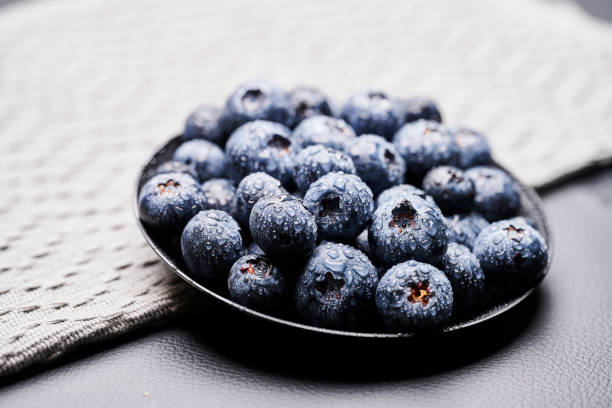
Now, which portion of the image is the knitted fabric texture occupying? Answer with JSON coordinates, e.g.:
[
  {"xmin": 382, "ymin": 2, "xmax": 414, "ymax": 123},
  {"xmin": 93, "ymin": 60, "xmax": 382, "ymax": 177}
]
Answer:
[{"xmin": 1, "ymin": 0, "xmax": 612, "ymax": 377}]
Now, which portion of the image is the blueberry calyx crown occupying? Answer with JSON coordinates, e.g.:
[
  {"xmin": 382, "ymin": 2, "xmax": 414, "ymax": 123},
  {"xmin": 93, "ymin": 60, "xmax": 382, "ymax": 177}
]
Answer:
[
  {"xmin": 267, "ymin": 133, "xmax": 291, "ymax": 153},
  {"xmin": 314, "ymin": 272, "xmax": 345, "ymax": 301},
  {"xmin": 242, "ymin": 89, "xmax": 265, "ymax": 113},
  {"xmin": 503, "ymin": 224, "xmax": 525, "ymax": 242},
  {"xmin": 384, "ymin": 149, "xmax": 395, "ymax": 164},
  {"xmin": 238, "ymin": 256, "xmax": 272, "ymax": 279},
  {"xmin": 388, "ymin": 201, "xmax": 418, "ymax": 233},
  {"xmin": 295, "ymin": 101, "xmax": 312, "ymax": 117},
  {"xmin": 367, "ymin": 91, "xmax": 391, "ymax": 105},
  {"xmin": 446, "ymin": 168, "xmax": 464, "ymax": 183},
  {"xmin": 318, "ymin": 195, "xmax": 341, "ymax": 218},
  {"xmin": 408, "ymin": 280, "xmax": 432, "ymax": 306},
  {"xmin": 156, "ymin": 179, "xmax": 180, "ymax": 194}
]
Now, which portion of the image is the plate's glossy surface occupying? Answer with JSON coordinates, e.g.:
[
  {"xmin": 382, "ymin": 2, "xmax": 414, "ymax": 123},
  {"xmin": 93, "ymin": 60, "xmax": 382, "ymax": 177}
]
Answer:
[{"xmin": 133, "ymin": 135, "xmax": 553, "ymax": 338}]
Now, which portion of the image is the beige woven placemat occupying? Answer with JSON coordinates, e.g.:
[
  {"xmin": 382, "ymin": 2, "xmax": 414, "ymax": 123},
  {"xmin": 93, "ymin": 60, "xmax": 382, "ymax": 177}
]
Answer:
[{"xmin": 1, "ymin": 0, "xmax": 611, "ymax": 377}]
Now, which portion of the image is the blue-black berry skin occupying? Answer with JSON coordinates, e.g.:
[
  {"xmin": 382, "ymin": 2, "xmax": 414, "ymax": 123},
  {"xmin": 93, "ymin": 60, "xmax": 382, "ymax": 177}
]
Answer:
[
  {"xmin": 422, "ymin": 166, "xmax": 474, "ymax": 214},
  {"xmin": 152, "ymin": 160, "xmax": 198, "ymax": 180},
  {"xmin": 138, "ymin": 172, "xmax": 206, "ymax": 232},
  {"xmin": 445, "ymin": 212, "xmax": 489, "ymax": 250},
  {"xmin": 442, "ymin": 243, "xmax": 485, "ymax": 314},
  {"xmin": 376, "ymin": 184, "xmax": 433, "ymax": 208},
  {"xmin": 356, "ymin": 233, "xmax": 390, "ymax": 277},
  {"xmin": 228, "ymin": 254, "xmax": 288, "ymax": 312},
  {"xmin": 225, "ymin": 120, "xmax": 296, "ymax": 187},
  {"xmin": 218, "ymin": 79, "xmax": 294, "ymax": 134},
  {"xmin": 473, "ymin": 220, "xmax": 548, "ymax": 290},
  {"xmin": 353, "ymin": 229, "xmax": 371, "ymax": 258},
  {"xmin": 451, "ymin": 127, "xmax": 492, "ymax": 169},
  {"xmin": 303, "ymin": 173, "xmax": 374, "ymax": 242},
  {"xmin": 249, "ymin": 194, "xmax": 317, "ymax": 263},
  {"xmin": 376, "ymin": 260, "xmax": 453, "ymax": 332},
  {"xmin": 347, "ymin": 134, "xmax": 406, "ymax": 196},
  {"xmin": 369, "ymin": 195, "xmax": 447, "ymax": 267},
  {"xmin": 201, "ymin": 178, "xmax": 236, "ymax": 214},
  {"xmin": 234, "ymin": 172, "xmax": 287, "ymax": 226},
  {"xmin": 295, "ymin": 242, "xmax": 378, "ymax": 329},
  {"xmin": 466, "ymin": 166, "xmax": 520, "ymax": 221},
  {"xmin": 181, "ymin": 210, "xmax": 243, "ymax": 283},
  {"xmin": 402, "ymin": 97, "xmax": 442, "ymax": 124},
  {"xmin": 293, "ymin": 145, "xmax": 356, "ymax": 193},
  {"xmin": 393, "ymin": 120, "xmax": 460, "ymax": 181},
  {"xmin": 340, "ymin": 91, "xmax": 406, "ymax": 139},
  {"xmin": 182, "ymin": 105, "xmax": 224, "ymax": 146},
  {"xmin": 289, "ymin": 86, "xmax": 333, "ymax": 127},
  {"xmin": 172, "ymin": 139, "xmax": 227, "ymax": 183},
  {"xmin": 293, "ymin": 115, "xmax": 356, "ymax": 151},
  {"xmin": 246, "ymin": 242, "xmax": 266, "ymax": 256}
]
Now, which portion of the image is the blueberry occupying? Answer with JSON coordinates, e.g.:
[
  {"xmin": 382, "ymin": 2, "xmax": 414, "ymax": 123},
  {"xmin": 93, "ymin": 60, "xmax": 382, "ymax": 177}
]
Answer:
[
  {"xmin": 289, "ymin": 86, "xmax": 333, "ymax": 126},
  {"xmin": 138, "ymin": 172, "xmax": 206, "ymax": 232},
  {"xmin": 151, "ymin": 160, "xmax": 198, "ymax": 181},
  {"xmin": 401, "ymin": 97, "xmax": 442, "ymax": 123},
  {"xmin": 340, "ymin": 91, "xmax": 406, "ymax": 139},
  {"xmin": 295, "ymin": 242, "xmax": 378, "ymax": 329},
  {"xmin": 292, "ymin": 115, "xmax": 356, "ymax": 151},
  {"xmin": 228, "ymin": 254, "xmax": 288, "ymax": 312},
  {"xmin": 466, "ymin": 166, "xmax": 520, "ymax": 221},
  {"xmin": 225, "ymin": 120, "xmax": 295, "ymax": 187},
  {"xmin": 473, "ymin": 220, "xmax": 548, "ymax": 290},
  {"xmin": 292, "ymin": 145, "xmax": 356, "ymax": 193},
  {"xmin": 181, "ymin": 210, "xmax": 243, "ymax": 283},
  {"xmin": 246, "ymin": 242, "xmax": 266, "ymax": 256},
  {"xmin": 201, "ymin": 178, "xmax": 236, "ymax": 214},
  {"xmin": 346, "ymin": 134, "xmax": 406, "ymax": 196},
  {"xmin": 451, "ymin": 127, "xmax": 492, "ymax": 169},
  {"xmin": 445, "ymin": 212, "xmax": 489, "ymax": 250},
  {"xmin": 218, "ymin": 79, "xmax": 294, "ymax": 134},
  {"xmin": 234, "ymin": 172, "xmax": 287, "ymax": 226},
  {"xmin": 442, "ymin": 243, "xmax": 485, "ymax": 314},
  {"xmin": 249, "ymin": 194, "xmax": 317, "ymax": 263},
  {"xmin": 172, "ymin": 139, "xmax": 227, "ymax": 182},
  {"xmin": 376, "ymin": 260, "xmax": 453, "ymax": 332},
  {"xmin": 376, "ymin": 184, "xmax": 432, "ymax": 208},
  {"xmin": 369, "ymin": 194, "xmax": 447, "ymax": 267},
  {"xmin": 393, "ymin": 119, "xmax": 460, "ymax": 182},
  {"xmin": 182, "ymin": 105, "xmax": 224, "ymax": 145},
  {"xmin": 422, "ymin": 166, "xmax": 474, "ymax": 214},
  {"xmin": 303, "ymin": 172, "xmax": 374, "ymax": 242}
]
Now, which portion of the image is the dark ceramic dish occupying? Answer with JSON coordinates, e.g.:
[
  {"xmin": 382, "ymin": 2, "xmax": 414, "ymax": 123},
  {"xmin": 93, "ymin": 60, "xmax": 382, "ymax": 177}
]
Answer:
[{"xmin": 133, "ymin": 135, "xmax": 553, "ymax": 338}]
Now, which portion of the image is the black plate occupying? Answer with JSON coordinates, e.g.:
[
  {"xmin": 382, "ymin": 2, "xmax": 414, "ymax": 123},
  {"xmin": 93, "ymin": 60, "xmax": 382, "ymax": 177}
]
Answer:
[{"xmin": 133, "ymin": 135, "xmax": 553, "ymax": 338}]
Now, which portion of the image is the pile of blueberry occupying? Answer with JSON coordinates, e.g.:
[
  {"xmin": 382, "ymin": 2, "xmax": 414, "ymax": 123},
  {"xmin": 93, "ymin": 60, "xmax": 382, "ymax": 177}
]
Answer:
[{"xmin": 138, "ymin": 80, "xmax": 549, "ymax": 333}]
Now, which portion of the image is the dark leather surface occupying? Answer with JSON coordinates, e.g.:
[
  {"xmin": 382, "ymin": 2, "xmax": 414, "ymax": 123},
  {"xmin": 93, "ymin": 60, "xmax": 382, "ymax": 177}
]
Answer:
[{"xmin": 1, "ymin": 169, "xmax": 612, "ymax": 407}]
